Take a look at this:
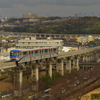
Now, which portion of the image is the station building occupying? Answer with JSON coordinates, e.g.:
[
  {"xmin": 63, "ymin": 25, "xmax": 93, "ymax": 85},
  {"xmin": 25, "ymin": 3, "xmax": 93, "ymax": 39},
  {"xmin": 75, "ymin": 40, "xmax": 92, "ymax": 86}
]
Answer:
[{"xmin": 16, "ymin": 37, "xmax": 63, "ymax": 53}]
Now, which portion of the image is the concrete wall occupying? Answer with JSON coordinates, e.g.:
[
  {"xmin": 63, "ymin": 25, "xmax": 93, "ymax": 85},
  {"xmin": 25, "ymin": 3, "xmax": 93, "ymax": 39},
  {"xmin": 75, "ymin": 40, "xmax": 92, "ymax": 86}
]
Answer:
[{"xmin": 0, "ymin": 56, "xmax": 10, "ymax": 61}]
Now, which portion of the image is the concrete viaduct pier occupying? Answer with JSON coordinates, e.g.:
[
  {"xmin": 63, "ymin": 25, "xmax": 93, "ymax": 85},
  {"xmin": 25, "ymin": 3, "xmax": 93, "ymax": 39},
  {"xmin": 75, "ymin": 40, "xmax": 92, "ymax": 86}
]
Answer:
[{"xmin": 0, "ymin": 46, "xmax": 100, "ymax": 97}]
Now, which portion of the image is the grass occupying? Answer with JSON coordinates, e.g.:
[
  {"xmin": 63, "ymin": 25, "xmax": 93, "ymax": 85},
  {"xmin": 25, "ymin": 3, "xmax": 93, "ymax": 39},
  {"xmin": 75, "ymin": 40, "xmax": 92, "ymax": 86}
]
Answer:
[
  {"xmin": 0, "ymin": 75, "xmax": 8, "ymax": 80},
  {"xmin": 81, "ymin": 88, "xmax": 100, "ymax": 100}
]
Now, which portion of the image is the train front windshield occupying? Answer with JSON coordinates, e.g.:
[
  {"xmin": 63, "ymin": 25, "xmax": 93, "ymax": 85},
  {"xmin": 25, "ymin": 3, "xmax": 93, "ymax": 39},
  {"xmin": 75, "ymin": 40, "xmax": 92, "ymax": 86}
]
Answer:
[{"xmin": 10, "ymin": 52, "xmax": 19, "ymax": 56}]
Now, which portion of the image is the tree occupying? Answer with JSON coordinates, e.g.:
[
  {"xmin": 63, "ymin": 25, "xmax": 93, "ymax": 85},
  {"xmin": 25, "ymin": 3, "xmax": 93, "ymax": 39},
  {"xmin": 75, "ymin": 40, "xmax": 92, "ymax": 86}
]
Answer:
[{"xmin": 27, "ymin": 27, "xmax": 35, "ymax": 33}]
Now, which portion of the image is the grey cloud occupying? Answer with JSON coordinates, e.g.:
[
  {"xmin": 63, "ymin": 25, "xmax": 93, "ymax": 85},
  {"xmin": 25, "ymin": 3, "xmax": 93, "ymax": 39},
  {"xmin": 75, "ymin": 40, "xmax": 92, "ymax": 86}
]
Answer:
[
  {"xmin": 0, "ymin": 0, "xmax": 100, "ymax": 8},
  {"xmin": 0, "ymin": 3, "xmax": 100, "ymax": 17}
]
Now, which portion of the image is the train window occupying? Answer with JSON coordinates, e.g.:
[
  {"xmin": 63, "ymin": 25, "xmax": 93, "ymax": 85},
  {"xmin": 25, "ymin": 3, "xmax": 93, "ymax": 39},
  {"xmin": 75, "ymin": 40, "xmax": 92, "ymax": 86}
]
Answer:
[
  {"xmin": 35, "ymin": 51, "xmax": 38, "ymax": 54},
  {"xmin": 20, "ymin": 52, "xmax": 22, "ymax": 55},
  {"xmin": 23, "ymin": 52, "xmax": 27, "ymax": 55},
  {"xmin": 45, "ymin": 49, "xmax": 48, "ymax": 52},
  {"xmin": 10, "ymin": 52, "xmax": 19, "ymax": 56},
  {"xmin": 14, "ymin": 52, "xmax": 18, "ymax": 56},
  {"xmin": 54, "ymin": 48, "xmax": 56, "ymax": 51}
]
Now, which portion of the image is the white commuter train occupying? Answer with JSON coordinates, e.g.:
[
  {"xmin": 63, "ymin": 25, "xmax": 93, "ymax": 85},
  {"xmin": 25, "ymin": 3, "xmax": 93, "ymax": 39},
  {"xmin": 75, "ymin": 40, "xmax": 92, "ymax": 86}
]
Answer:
[{"xmin": 10, "ymin": 47, "xmax": 58, "ymax": 66}]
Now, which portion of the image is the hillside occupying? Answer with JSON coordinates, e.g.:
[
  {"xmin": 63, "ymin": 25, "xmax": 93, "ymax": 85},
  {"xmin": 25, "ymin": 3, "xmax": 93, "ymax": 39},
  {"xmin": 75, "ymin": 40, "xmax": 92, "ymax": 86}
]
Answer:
[{"xmin": 1, "ymin": 17, "xmax": 100, "ymax": 34}]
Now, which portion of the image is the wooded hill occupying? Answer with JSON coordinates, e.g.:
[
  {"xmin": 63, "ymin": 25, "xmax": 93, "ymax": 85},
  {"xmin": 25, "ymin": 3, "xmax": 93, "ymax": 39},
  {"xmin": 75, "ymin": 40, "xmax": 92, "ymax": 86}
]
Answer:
[{"xmin": 1, "ymin": 17, "xmax": 100, "ymax": 34}]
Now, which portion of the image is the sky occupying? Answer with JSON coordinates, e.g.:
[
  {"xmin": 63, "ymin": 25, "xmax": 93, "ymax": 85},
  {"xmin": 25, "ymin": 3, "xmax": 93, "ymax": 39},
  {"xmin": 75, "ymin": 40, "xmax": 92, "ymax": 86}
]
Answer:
[{"xmin": 0, "ymin": 0, "xmax": 100, "ymax": 18}]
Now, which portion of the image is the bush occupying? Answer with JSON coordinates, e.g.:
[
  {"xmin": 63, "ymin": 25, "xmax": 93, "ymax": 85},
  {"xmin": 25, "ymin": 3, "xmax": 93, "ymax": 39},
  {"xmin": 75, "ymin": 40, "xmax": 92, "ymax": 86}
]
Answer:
[
  {"xmin": 0, "ymin": 75, "xmax": 8, "ymax": 80},
  {"xmin": 40, "ymin": 75, "xmax": 52, "ymax": 83},
  {"xmin": 52, "ymin": 72, "xmax": 62, "ymax": 80},
  {"xmin": 91, "ymin": 93, "xmax": 100, "ymax": 99}
]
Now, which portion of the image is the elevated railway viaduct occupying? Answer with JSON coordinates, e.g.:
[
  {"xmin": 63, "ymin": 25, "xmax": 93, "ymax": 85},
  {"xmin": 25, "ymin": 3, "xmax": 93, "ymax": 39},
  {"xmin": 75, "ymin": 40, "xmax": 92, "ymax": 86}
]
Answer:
[
  {"xmin": 0, "ymin": 46, "xmax": 100, "ymax": 96},
  {"xmin": 1, "ymin": 32, "xmax": 100, "ymax": 39}
]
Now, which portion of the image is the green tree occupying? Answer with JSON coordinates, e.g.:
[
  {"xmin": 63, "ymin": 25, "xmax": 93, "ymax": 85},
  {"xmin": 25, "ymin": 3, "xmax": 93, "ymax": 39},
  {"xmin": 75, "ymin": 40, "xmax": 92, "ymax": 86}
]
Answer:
[{"xmin": 27, "ymin": 27, "xmax": 35, "ymax": 33}]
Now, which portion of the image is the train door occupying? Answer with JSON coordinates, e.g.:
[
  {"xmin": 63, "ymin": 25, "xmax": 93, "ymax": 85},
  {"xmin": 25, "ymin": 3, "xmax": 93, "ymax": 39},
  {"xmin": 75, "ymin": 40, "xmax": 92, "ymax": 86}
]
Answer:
[
  {"xmin": 42, "ymin": 50, "xmax": 44, "ymax": 54},
  {"xmin": 51, "ymin": 48, "xmax": 54, "ymax": 57},
  {"xmin": 57, "ymin": 47, "xmax": 58, "ymax": 54},
  {"xmin": 49, "ymin": 48, "xmax": 52, "ymax": 58},
  {"xmin": 53, "ymin": 48, "xmax": 58, "ymax": 58},
  {"xmin": 31, "ymin": 50, "xmax": 34, "ymax": 61},
  {"xmin": 38, "ymin": 50, "xmax": 41, "ymax": 59},
  {"xmin": 54, "ymin": 48, "xmax": 56, "ymax": 52},
  {"xmin": 34, "ymin": 50, "xmax": 38, "ymax": 60},
  {"xmin": 41, "ymin": 49, "xmax": 44, "ymax": 59},
  {"xmin": 22, "ymin": 51, "xmax": 28, "ymax": 62},
  {"xmin": 48, "ymin": 48, "xmax": 51, "ymax": 58},
  {"xmin": 19, "ymin": 52, "xmax": 23, "ymax": 60},
  {"xmin": 28, "ymin": 51, "xmax": 31, "ymax": 62}
]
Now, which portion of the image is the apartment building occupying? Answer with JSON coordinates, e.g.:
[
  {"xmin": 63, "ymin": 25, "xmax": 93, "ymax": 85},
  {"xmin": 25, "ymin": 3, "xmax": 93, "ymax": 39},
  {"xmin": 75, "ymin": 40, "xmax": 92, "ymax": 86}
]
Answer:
[
  {"xmin": 16, "ymin": 37, "xmax": 63, "ymax": 53},
  {"xmin": 88, "ymin": 35, "xmax": 94, "ymax": 41},
  {"xmin": 77, "ymin": 35, "xmax": 94, "ymax": 43},
  {"xmin": 77, "ymin": 36, "xmax": 88, "ymax": 43}
]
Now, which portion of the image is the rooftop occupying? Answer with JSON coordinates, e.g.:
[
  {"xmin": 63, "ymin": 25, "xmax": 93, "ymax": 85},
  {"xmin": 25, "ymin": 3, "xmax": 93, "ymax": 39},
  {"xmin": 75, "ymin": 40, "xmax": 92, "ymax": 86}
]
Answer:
[
  {"xmin": 18, "ymin": 37, "xmax": 63, "ymax": 42},
  {"xmin": 64, "ymin": 44, "xmax": 82, "ymax": 47}
]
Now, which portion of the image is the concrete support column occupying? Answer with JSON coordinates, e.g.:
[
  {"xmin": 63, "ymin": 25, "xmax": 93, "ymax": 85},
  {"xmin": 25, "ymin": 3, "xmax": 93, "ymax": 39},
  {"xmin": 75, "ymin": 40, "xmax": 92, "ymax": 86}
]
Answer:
[
  {"xmin": 93, "ymin": 53, "xmax": 95, "ymax": 61},
  {"xmin": 92, "ymin": 53, "xmax": 95, "ymax": 61},
  {"xmin": 31, "ymin": 65, "xmax": 39, "ymax": 91},
  {"xmin": 89, "ymin": 55, "xmax": 91, "ymax": 61},
  {"xmin": 83, "ymin": 55, "xmax": 87, "ymax": 62},
  {"xmin": 90, "ymin": 54, "xmax": 93, "ymax": 62},
  {"xmin": 46, "ymin": 62, "xmax": 52, "ymax": 77},
  {"xmin": 31, "ymin": 67, "xmax": 39, "ymax": 81},
  {"xmin": 44, "ymin": 35, "xmax": 46, "ymax": 38},
  {"xmin": 0, "ymin": 72, "xmax": 1, "ymax": 76},
  {"xmin": 31, "ymin": 68, "xmax": 34, "ymax": 80},
  {"xmin": 88, "ymin": 55, "xmax": 91, "ymax": 62},
  {"xmin": 73, "ymin": 57, "xmax": 79, "ymax": 71},
  {"xmin": 83, "ymin": 55, "xmax": 85, "ymax": 62},
  {"xmin": 54, "ymin": 35, "xmax": 56, "ymax": 38},
  {"xmin": 14, "ymin": 68, "xmax": 23, "ymax": 97},
  {"xmin": 73, "ymin": 59, "xmax": 76, "ymax": 69},
  {"xmin": 95, "ymin": 52, "xmax": 98, "ymax": 60},
  {"xmin": 98, "ymin": 52, "xmax": 100, "ymax": 58},
  {"xmin": 86, "ymin": 55, "xmax": 89, "ymax": 62},
  {"xmin": 66, "ymin": 58, "xmax": 71, "ymax": 73},
  {"xmin": 57, "ymin": 59, "xmax": 64, "ymax": 75},
  {"xmin": 97, "ymin": 52, "xmax": 99, "ymax": 59},
  {"xmin": 76, "ymin": 57, "xmax": 79, "ymax": 71},
  {"xmin": 59, "ymin": 35, "xmax": 61, "ymax": 38},
  {"xmin": 39, "ymin": 35, "xmax": 41, "ymax": 38},
  {"xmin": 98, "ymin": 51, "xmax": 100, "ymax": 58}
]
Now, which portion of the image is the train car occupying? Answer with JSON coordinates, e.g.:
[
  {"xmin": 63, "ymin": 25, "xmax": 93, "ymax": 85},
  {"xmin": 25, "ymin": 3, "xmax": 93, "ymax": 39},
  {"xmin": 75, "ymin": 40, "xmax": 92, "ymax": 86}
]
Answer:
[{"xmin": 10, "ymin": 47, "xmax": 58, "ymax": 66}]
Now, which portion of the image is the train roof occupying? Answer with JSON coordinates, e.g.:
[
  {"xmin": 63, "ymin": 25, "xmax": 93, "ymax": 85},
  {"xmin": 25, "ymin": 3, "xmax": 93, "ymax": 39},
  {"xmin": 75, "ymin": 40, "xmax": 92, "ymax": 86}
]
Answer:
[
  {"xmin": 10, "ymin": 47, "xmax": 58, "ymax": 52},
  {"xmin": 10, "ymin": 50, "xmax": 21, "ymax": 52}
]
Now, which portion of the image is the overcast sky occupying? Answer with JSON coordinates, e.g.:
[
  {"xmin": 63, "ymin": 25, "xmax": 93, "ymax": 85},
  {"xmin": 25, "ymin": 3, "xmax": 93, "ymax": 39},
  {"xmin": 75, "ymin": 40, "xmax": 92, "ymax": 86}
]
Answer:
[{"xmin": 0, "ymin": 0, "xmax": 100, "ymax": 18}]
